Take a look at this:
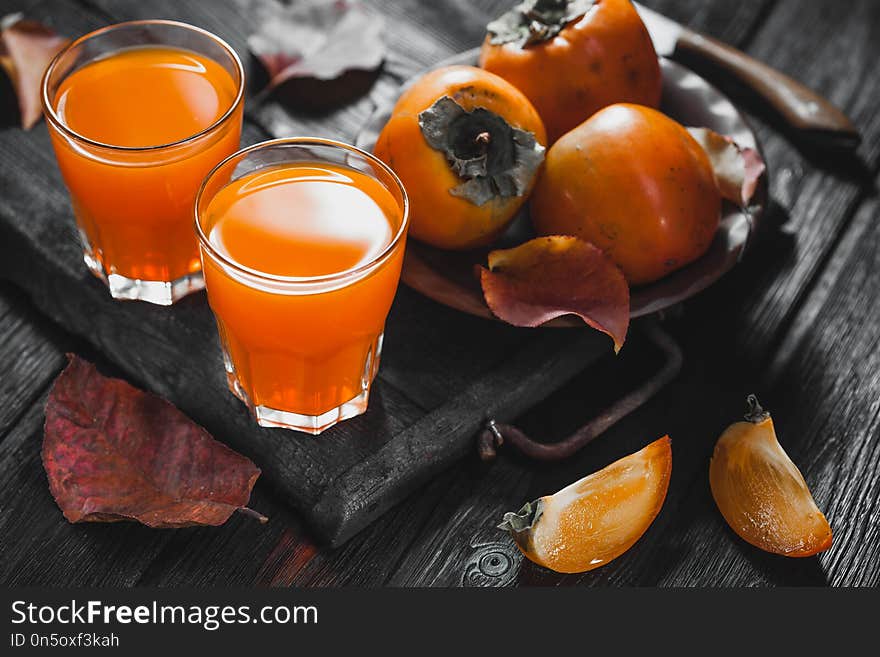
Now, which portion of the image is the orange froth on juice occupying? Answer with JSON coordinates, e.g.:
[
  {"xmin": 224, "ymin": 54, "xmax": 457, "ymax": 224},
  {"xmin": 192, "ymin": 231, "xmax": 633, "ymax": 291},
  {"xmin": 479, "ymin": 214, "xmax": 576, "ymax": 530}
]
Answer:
[
  {"xmin": 205, "ymin": 165, "xmax": 396, "ymax": 277},
  {"xmin": 50, "ymin": 46, "xmax": 241, "ymax": 283},
  {"xmin": 201, "ymin": 162, "xmax": 405, "ymax": 418}
]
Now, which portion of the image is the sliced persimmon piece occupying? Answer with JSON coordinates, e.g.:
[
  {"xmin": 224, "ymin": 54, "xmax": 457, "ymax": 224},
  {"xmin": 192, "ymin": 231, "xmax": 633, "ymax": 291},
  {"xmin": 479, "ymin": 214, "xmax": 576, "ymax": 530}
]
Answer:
[
  {"xmin": 709, "ymin": 396, "xmax": 832, "ymax": 557},
  {"xmin": 499, "ymin": 436, "xmax": 671, "ymax": 574}
]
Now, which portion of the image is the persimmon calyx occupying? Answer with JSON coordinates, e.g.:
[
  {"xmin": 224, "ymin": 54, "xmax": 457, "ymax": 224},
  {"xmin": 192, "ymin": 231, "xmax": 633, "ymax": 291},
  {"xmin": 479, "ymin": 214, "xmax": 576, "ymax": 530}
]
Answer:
[
  {"xmin": 419, "ymin": 95, "xmax": 545, "ymax": 206},
  {"xmin": 498, "ymin": 499, "xmax": 543, "ymax": 533},
  {"xmin": 487, "ymin": 0, "xmax": 594, "ymax": 48},
  {"xmin": 744, "ymin": 394, "xmax": 770, "ymax": 424},
  {"xmin": 498, "ymin": 499, "xmax": 543, "ymax": 555}
]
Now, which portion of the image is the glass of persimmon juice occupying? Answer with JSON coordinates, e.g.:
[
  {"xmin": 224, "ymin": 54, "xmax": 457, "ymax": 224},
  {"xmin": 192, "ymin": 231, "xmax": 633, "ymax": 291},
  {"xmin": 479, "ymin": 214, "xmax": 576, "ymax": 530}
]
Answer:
[
  {"xmin": 195, "ymin": 138, "xmax": 409, "ymax": 434},
  {"xmin": 41, "ymin": 20, "xmax": 244, "ymax": 305}
]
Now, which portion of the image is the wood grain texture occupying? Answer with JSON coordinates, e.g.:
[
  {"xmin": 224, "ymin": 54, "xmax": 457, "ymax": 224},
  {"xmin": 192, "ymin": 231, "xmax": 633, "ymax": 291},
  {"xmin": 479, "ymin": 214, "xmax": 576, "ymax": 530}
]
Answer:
[
  {"xmin": 0, "ymin": 390, "xmax": 302, "ymax": 586},
  {"xmin": 0, "ymin": 0, "xmax": 878, "ymax": 587},
  {"xmin": 387, "ymin": 458, "xmax": 529, "ymax": 587},
  {"xmin": 0, "ymin": 399, "xmax": 169, "ymax": 585},
  {"xmin": 366, "ymin": 0, "xmax": 880, "ymax": 587},
  {"xmin": 698, "ymin": 0, "xmax": 880, "ymax": 364},
  {"xmin": 256, "ymin": 325, "xmax": 683, "ymax": 587},
  {"xmin": 555, "ymin": 0, "xmax": 880, "ymax": 587},
  {"xmin": 0, "ymin": 286, "xmax": 67, "ymax": 441},
  {"xmin": 660, "ymin": 194, "xmax": 880, "ymax": 587},
  {"xmin": 0, "ymin": 0, "xmax": 610, "ymax": 549}
]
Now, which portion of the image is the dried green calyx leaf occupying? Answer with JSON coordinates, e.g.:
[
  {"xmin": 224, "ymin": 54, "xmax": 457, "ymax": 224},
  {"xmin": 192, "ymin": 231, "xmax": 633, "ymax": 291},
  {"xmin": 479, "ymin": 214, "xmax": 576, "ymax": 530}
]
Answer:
[
  {"xmin": 498, "ymin": 498, "xmax": 543, "ymax": 534},
  {"xmin": 418, "ymin": 95, "xmax": 545, "ymax": 206},
  {"xmin": 487, "ymin": 0, "xmax": 594, "ymax": 48}
]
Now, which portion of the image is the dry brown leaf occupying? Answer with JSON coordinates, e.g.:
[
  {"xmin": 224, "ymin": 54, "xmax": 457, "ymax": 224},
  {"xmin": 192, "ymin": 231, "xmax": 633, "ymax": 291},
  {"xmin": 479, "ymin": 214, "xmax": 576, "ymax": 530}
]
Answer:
[
  {"xmin": 0, "ymin": 13, "xmax": 68, "ymax": 129},
  {"xmin": 43, "ymin": 355, "xmax": 265, "ymax": 528},
  {"xmin": 688, "ymin": 127, "xmax": 766, "ymax": 206},
  {"xmin": 479, "ymin": 235, "xmax": 630, "ymax": 351}
]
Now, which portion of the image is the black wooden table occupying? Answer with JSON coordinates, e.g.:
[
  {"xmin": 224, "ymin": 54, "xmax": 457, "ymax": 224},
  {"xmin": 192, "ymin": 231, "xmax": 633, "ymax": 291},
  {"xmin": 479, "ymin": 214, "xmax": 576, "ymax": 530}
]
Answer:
[{"xmin": 1, "ymin": 0, "xmax": 878, "ymax": 587}]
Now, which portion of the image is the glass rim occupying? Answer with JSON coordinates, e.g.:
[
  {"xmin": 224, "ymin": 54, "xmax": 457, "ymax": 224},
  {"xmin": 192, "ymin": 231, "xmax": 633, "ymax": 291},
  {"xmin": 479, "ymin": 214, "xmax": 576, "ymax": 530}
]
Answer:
[
  {"xmin": 194, "ymin": 137, "xmax": 410, "ymax": 286},
  {"xmin": 40, "ymin": 19, "xmax": 245, "ymax": 153}
]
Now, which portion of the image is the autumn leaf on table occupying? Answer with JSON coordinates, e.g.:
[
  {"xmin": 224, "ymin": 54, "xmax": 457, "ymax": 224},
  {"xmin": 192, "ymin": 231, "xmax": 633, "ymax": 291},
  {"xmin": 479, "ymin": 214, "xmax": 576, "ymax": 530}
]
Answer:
[
  {"xmin": 0, "ymin": 13, "xmax": 68, "ymax": 129},
  {"xmin": 42, "ymin": 355, "xmax": 266, "ymax": 528},
  {"xmin": 688, "ymin": 127, "xmax": 766, "ymax": 207},
  {"xmin": 241, "ymin": 0, "xmax": 384, "ymax": 110},
  {"xmin": 479, "ymin": 236, "xmax": 630, "ymax": 352}
]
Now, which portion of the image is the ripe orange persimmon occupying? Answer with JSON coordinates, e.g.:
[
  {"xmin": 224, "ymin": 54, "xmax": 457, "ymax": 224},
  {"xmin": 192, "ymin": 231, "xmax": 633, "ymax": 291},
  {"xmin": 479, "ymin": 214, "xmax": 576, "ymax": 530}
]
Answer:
[
  {"xmin": 531, "ymin": 103, "xmax": 721, "ymax": 285},
  {"xmin": 374, "ymin": 65, "xmax": 547, "ymax": 250},
  {"xmin": 479, "ymin": 0, "xmax": 661, "ymax": 143}
]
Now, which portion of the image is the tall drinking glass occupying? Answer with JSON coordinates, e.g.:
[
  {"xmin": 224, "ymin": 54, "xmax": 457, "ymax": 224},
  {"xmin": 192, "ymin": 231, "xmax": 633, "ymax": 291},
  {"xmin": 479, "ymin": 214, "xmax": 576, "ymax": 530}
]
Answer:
[
  {"xmin": 195, "ymin": 138, "xmax": 409, "ymax": 434},
  {"xmin": 42, "ymin": 20, "xmax": 245, "ymax": 305}
]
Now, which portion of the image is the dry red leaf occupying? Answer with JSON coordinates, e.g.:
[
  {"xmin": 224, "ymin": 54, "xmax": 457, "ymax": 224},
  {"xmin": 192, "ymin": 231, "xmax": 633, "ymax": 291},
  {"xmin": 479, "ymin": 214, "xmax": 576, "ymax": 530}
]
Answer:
[
  {"xmin": 479, "ymin": 235, "xmax": 630, "ymax": 351},
  {"xmin": 0, "ymin": 13, "xmax": 68, "ymax": 129},
  {"xmin": 688, "ymin": 127, "xmax": 766, "ymax": 206},
  {"xmin": 42, "ymin": 355, "xmax": 265, "ymax": 528},
  {"xmin": 242, "ymin": 0, "xmax": 384, "ymax": 105}
]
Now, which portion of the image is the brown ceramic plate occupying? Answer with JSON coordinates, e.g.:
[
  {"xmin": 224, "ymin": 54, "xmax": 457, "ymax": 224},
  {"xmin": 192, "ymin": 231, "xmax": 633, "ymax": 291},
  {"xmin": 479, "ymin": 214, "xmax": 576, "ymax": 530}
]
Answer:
[{"xmin": 356, "ymin": 50, "xmax": 767, "ymax": 325}]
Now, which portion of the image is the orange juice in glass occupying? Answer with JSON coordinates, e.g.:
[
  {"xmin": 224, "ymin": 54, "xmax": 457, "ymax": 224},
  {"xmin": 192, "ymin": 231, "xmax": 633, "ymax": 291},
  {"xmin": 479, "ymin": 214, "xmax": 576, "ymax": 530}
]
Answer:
[
  {"xmin": 41, "ymin": 20, "xmax": 244, "ymax": 304},
  {"xmin": 196, "ymin": 139, "xmax": 409, "ymax": 433}
]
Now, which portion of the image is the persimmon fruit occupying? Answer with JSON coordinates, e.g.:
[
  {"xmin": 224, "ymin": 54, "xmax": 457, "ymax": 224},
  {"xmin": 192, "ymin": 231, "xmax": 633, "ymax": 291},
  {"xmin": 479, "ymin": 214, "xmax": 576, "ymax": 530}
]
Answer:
[
  {"xmin": 479, "ymin": 0, "xmax": 661, "ymax": 143},
  {"xmin": 374, "ymin": 65, "xmax": 546, "ymax": 250},
  {"xmin": 710, "ymin": 396, "xmax": 832, "ymax": 557},
  {"xmin": 499, "ymin": 436, "xmax": 671, "ymax": 573},
  {"xmin": 531, "ymin": 103, "xmax": 721, "ymax": 285}
]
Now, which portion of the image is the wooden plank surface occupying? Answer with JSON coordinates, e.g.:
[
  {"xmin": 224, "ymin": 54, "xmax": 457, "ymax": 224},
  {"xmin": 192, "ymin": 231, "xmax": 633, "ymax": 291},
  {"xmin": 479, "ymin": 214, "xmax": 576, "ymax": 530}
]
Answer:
[
  {"xmin": 0, "ymin": 286, "xmax": 67, "ymax": 441},
  {"xmin": 662, "ymin": 194, "xmax": 880, "ymax": 587},
  {"xmin": 0, "ymin": 0, "xmax": 610, "ymax": 548},
  {"xmin": 0, "ymin": 0, "xmax": 878, "ymax": 587},
  {"xmin": 610, "ymin": 0, "xmax": 880, "ymax": 587}
]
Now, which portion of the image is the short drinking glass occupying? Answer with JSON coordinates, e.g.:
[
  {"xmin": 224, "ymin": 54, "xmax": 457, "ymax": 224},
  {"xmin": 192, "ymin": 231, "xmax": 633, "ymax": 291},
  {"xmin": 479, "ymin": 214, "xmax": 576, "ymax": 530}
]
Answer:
[
  {"xmin": 195, "ymin": 138, "xmax": 409, "ymax": 434},
  {"xmin": 42, "ymin": 20, "xmax": 245, "ymax": 305}
]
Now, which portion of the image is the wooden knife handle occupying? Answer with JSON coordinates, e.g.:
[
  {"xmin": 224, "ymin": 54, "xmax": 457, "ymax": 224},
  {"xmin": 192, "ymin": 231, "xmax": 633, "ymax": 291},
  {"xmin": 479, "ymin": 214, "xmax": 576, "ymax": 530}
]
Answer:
[{"xmin": 676, "ymin": 30, "xmax": 861, "ymax": 149}]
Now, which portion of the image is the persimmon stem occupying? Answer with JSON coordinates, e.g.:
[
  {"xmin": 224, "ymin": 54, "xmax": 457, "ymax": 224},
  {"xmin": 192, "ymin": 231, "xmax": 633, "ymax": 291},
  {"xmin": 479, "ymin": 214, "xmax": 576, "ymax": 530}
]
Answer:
[
  {"xmin": 488, "ymin": 0, "xmax": 588, "ymax": 47},
  {"xmin": 475, "ymin": 131, "xmax": 491, "ymax": 147},
  {"xmin": 238, "ymin": 507, "xmax": 269, "ymax": 524},
  {"xmin": 527, "ymin": 20, "xmax": 550, "ymax": 40},
  {"xmin": 744, "ymin": 394, "xmax": 770, "ymax": 424}
]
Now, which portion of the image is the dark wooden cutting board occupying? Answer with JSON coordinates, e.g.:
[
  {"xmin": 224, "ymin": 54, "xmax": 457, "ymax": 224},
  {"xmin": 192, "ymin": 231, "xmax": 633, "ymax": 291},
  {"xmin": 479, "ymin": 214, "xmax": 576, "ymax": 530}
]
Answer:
[{"xmin": 0, "ymin": 121, "xmax": 609, "ymax": 546}]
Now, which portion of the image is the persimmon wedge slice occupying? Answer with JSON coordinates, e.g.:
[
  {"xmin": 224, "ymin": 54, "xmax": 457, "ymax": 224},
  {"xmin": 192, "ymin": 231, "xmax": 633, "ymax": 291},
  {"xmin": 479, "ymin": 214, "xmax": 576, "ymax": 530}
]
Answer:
[
  {"xmin": 710, "ymin": 396, "xmax": 832, "ymax": 557},
  {"xmin": 499, "ymin": 436, "xmax": 671, "ymax": 573}
]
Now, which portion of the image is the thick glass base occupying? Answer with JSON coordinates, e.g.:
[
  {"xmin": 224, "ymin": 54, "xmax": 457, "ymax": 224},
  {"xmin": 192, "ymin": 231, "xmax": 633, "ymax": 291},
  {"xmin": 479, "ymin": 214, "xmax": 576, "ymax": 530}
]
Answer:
[
  {"xmin": 256, "ymin": 391, "xmax": 371, "ymax": 435},
  {"xmin": 83, "ymin": 250, "xmax": 204, "ymax": 305},
  {"xmin": 221, "ymin": 331, "xmax": 383, "ymax": 435},
  {"xmin": 226, "ymin": 371, "xmax": 371, "ymax": 435}
]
